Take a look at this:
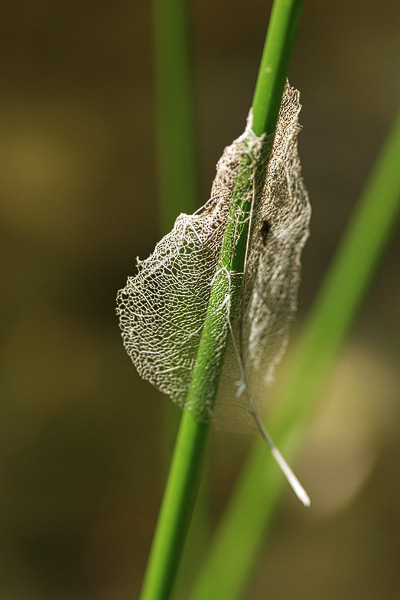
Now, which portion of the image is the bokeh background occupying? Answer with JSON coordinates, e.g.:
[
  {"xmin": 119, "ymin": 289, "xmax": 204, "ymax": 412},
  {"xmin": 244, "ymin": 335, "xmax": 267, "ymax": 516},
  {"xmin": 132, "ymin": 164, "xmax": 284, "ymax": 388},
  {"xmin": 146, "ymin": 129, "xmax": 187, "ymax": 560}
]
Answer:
[{"xmin": 1, "ymin": 1, "xmax": 399, "ymax": 599}]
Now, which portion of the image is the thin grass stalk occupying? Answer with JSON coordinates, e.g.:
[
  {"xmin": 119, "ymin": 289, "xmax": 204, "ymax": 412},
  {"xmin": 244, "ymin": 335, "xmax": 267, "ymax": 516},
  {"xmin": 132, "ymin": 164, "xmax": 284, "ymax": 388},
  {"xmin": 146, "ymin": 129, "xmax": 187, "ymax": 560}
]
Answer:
[
  {"xmin": 139, "ymin": 2, "xmax": 305, "ymax": 599},
  {"xmin": 189, "ymin": 108, "xmax": 400, "ymax": 600},
  {"xmin": 153, "ymin": 0, "xmax": 197, "ymax": 233},
  {"xmin": 152, "ymin": 1, "xmax": 211, "ymax": 593},
  {"xmin": 153, "ymin": 0, "xmax": 198, "ymax": 453}
]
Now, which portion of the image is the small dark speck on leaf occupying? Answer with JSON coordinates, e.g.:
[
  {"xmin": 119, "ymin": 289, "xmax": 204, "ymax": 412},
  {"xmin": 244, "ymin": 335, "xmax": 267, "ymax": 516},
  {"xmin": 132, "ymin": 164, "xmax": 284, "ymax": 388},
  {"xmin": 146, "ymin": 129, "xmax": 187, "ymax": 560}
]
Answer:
[{"xmin": 260, "ymin": 219, "xmax": 271, "ymax": 245}]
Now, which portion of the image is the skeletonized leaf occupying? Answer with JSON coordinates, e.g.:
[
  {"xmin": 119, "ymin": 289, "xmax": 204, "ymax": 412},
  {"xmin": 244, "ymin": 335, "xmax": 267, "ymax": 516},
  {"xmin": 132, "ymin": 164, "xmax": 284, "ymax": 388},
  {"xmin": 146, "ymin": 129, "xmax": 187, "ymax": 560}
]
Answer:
[{"xmin": 116, "ymin": 82, "xmax": 310, "ymax": 432}]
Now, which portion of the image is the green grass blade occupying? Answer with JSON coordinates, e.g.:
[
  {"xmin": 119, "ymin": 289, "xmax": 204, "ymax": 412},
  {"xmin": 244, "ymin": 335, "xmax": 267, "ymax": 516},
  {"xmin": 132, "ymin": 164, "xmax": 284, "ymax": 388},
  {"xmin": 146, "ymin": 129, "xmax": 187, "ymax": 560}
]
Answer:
[
  {"xmin": 140, "ymin": 414, "xmax": 209, "ymax": 600},
  {"xmin": 153, "ymin": 0, "xmax": 197, "ymax": 233},
  {"xmin": 189, "ymin": 109, "xmax": 400, "ymax": 600},
  {"xmin": 153, "ymin": 0, "xmax": 198, "ymax": 459},
  {"xmin": 252, "ymin": 0, "xmax": 304, "ymax": 136},
  {"xmin": 152, "ymin": 2, "xmax": 211, "ymax": 595},
  {"xmin": 139, "ymin": 1, "xmax": 305, "ymax": 599}
]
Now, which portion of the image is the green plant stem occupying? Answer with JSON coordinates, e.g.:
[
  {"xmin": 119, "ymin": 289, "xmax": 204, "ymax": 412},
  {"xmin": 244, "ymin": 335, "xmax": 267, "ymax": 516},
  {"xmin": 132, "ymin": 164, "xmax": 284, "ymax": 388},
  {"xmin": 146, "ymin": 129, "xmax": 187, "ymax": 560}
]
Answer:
[
  {"xmin": 153, "ymin": 0, "xmax": 198, "ymax": 459},
  {"xmin": 189, "ymin": 110, "xmax": 400, "ymax": 600},
  {"xmin": 152, "ymin": 1, "xmax": 210, "ymax": 594},
  {"xmin": 139, "ymin": 2, "xmax": 304, "ymax": 599},
  {"xmin": 252, "ymin": 0, "xmax": 304, "ymax": 136},
  {"xmin": 153, "ymin": 0, "xmax": 197, "ymax": 233},
  {"xmin": 140, "ymin": 414, "xmax": 209, "ymax": 600}
]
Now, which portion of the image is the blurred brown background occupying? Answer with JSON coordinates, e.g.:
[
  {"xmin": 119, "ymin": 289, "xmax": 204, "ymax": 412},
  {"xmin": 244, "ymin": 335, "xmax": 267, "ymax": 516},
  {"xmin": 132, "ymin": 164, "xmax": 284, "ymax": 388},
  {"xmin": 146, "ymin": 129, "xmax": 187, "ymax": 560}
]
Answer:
[{"xmin": 1, "ymin": 1, "xmax": 399, "ymax": 599}]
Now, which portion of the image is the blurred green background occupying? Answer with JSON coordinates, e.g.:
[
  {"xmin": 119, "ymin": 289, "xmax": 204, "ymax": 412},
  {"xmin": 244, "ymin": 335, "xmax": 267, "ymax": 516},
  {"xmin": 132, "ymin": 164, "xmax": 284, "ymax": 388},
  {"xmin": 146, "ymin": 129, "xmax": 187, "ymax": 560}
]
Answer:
[{"xmin": 1, "ymin": 1, "xmax": 399, "ymax": 599}]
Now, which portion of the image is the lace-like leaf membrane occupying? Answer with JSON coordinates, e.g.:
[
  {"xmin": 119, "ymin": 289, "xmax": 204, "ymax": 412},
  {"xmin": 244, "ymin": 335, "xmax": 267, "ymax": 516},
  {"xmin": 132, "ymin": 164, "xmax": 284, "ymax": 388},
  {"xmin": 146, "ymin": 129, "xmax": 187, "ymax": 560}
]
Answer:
[{"xmin": 117, "ymin": 83, "xmax": 311, "ymax": 432}]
